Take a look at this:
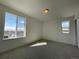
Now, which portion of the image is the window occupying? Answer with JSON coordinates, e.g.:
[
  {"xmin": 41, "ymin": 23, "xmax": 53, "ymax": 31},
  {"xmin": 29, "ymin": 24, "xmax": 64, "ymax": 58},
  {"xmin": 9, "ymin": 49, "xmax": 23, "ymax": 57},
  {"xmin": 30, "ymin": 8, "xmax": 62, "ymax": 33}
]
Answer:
[
  {"xmin": 62, "ymin": 20, "xmax": 70, "ymax": 34},
  {"xmin": 17, "ymin": 16, "xmax": 25, "ymax": 37},
  {"xmin": 4, "ymin": 12, "xmax": 26, "ymax": 39}
]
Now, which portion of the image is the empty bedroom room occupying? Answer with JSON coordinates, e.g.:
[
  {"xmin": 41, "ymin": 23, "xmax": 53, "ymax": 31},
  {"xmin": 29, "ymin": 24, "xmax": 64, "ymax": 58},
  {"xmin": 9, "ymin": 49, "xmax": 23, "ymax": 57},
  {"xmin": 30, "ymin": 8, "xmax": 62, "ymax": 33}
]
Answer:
[{"xmin": 0, "ymin": 0, "xmax": 79, "ymax": 59}]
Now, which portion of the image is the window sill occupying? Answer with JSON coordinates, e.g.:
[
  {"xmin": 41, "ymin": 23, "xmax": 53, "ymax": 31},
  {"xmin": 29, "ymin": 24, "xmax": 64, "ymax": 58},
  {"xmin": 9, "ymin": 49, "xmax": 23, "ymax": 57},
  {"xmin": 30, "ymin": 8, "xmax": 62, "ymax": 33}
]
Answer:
[{"xmin": 3, "ymin": 36, "xmax": 26, "ymax": 40}]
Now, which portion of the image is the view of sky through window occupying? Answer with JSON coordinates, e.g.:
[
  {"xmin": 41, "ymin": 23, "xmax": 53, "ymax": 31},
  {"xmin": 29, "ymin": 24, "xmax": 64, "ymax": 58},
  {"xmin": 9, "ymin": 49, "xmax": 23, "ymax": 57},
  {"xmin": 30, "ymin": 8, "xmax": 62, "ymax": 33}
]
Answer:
[
  {"xmin": 17, "ymin": 16, "xmax": 25, "ymax": 31},
  {"xmin": 62, "ymin": 21, "xmax": 69, "ymax": 28},
  {"xmin": 4, "ymin": 12, "xmax": 16, "ymax": 31}
]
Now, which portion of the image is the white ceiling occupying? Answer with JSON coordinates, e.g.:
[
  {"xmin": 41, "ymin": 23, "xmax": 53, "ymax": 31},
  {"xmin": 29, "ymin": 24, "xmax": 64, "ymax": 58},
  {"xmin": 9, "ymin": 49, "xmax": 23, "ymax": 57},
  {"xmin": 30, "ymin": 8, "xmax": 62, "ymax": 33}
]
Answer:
[{"xmin": 0, "ymin": 0, "xmax": 79, "ymax": 21}]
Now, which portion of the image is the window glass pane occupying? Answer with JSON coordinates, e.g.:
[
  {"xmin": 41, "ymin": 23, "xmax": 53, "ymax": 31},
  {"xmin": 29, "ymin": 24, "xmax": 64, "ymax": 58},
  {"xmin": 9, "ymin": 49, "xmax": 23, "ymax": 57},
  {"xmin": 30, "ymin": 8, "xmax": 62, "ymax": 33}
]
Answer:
[
  {"xmin": 17, "ymin": 16, "xmax": 25, "ymax": 37},
  {"xmin": 62, "ymin": 21, "xmax": 70, "ymax": 33},
  {"xmin": 4, "ymin": 12, "xmax": 17, "ymax": 38}
]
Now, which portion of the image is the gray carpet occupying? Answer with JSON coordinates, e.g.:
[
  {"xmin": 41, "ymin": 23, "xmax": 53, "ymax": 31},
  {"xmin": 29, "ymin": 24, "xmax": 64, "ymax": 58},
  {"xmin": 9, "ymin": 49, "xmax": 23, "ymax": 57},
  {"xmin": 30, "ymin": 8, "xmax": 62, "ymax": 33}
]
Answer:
[{"xmin": 0, "ymin": 40, "xmax": 79, "ymax": 59}]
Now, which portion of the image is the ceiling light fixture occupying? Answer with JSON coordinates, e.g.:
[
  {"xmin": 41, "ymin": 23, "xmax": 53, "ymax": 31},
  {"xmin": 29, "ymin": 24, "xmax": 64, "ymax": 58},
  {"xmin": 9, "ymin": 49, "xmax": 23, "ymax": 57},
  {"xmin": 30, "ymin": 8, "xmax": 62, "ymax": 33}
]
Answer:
[{"xmin": 42, "ymin": 8, "xmax": 49, "ymax": 14}]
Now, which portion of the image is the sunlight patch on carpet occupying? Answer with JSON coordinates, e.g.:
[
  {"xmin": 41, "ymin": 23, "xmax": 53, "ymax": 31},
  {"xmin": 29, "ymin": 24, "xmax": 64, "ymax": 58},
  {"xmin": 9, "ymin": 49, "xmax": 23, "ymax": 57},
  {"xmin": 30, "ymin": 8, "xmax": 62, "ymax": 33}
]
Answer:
[{"xmin": 30, "ymin": 42, "xmax": 47, "ymax": 47}]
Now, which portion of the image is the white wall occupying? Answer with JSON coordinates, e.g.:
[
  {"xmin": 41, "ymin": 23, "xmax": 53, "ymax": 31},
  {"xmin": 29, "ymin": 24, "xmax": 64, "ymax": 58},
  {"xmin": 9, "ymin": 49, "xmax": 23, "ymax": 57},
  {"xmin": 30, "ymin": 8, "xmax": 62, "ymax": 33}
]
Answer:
[
  {"xmin": 43, "ymin": 17, "xmax": 76, "ymax": 45},
  {"xmin": 0, "ymin": 5, "xmax": 43, "ymax": 53}
]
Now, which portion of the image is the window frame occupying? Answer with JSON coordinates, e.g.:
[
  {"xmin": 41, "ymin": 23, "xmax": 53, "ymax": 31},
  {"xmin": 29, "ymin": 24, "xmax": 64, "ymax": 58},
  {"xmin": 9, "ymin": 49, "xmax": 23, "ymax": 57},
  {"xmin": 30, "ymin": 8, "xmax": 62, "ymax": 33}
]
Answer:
[{"xmin": 3, "ymin": 12, "xmax": 26, "ymax": 40}]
